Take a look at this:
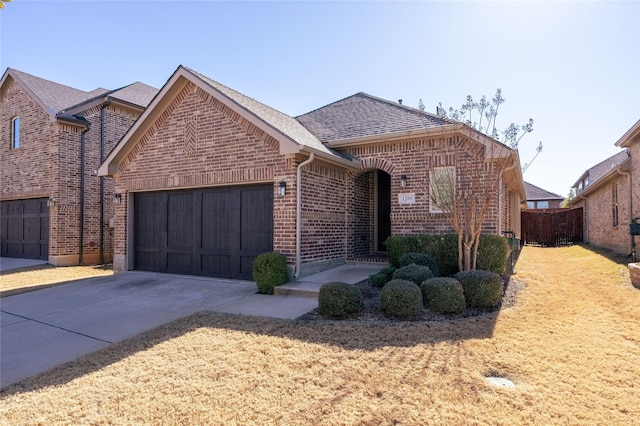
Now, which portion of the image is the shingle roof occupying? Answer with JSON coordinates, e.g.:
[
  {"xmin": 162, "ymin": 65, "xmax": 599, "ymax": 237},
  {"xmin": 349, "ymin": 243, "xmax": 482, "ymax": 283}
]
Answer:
[
  {"xmin": 9, "ymin": 68, "xmax": 100, "ymax": 113},
  {"xmin": 296, "ymin": 92, "xmax": 451, "ymax": 143},
  {"xmin": 524, "ymin": 181, "xmax": 563, "ymax": 201},
  {"xmin": 576, "ymin": 150, "xmax": 630, "ymax": 189},
  {"xmin": 108, "ymin": 82, "xmax": 158, "ymax": 108},
  {"xmin": 186, "ymin": 67, "xmax": 341, "ymax": 158}
]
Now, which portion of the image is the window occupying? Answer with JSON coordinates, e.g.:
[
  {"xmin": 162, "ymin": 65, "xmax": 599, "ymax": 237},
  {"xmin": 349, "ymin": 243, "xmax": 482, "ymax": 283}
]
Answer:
[
  {"xmin": 527, "ymin": 201, "xmax": 535, "ymax": 209},
  {"xmin": 11, "ymin": 116, "xmax": 20, "ymax": 149},
  {"xmin": 537, "ymin": 201, "xmax": 549, "ymax": 209},
  {"xmin": 612, "ymin": 183, "xmax": 619, "ymax": 226},
  {"xmin": 430, "ymin": 166, "xmax": 455, "ymax": 213}
]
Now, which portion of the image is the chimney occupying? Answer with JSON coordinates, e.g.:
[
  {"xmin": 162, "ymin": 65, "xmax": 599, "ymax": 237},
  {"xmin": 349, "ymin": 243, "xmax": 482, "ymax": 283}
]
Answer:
[{"xmin": 398, "ymin": 99, "xmax": 403, "ymax": 105}]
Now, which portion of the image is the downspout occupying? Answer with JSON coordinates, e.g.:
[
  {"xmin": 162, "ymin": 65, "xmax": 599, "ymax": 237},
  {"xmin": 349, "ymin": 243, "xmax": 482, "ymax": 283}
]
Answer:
[
  {"xmin": 99, "ymin": 106, "xmax": 106, "ymax": 264},
  {"xmin": 79, "ymin": 126, "xmax": 90, "ymax": 265},
  {"xmin": 295, "ymin": 152, "xmax": 315, "ymax": 279},
  {"xmin": 617, "ymin": 168, "xmax": 633, "ymax": 254}
]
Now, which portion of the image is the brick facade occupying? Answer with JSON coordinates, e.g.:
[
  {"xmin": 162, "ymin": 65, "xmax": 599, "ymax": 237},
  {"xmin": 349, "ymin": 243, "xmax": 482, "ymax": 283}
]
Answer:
[
  {"xmin": 103, "ymin": 67, "xmax": 524, "ymax": 277},
  {"xmin": 1, "ymin": 73, "xmax": 145, "ymax": 265},
  {"xmin": 113, "ymin": 81, "xmax": 299, "ymax": 271}
]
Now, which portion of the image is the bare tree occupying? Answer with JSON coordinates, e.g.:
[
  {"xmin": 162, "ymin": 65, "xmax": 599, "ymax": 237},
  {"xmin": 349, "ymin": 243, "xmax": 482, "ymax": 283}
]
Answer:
[{"xmin": 431, "ymin": 89, "xmax": 536, "ymax": 271}]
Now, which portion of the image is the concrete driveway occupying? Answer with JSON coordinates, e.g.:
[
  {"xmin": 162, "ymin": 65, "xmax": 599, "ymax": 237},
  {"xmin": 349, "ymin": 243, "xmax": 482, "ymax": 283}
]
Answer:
[{"xmin": 0, "ymin": 271, "xmax": 316, "ymax": 388}]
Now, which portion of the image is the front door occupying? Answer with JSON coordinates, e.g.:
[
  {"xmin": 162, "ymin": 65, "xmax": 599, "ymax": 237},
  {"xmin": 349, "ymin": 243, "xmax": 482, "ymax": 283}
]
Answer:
[{"xmin": 376, "ymin": 170, "xmax": 391, "ymax": 251}]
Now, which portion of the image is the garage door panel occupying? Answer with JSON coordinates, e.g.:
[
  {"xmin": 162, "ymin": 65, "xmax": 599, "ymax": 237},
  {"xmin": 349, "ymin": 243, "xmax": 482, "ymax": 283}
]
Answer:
[
  {"xmin": 0, "ymin": 199, "xmax": 49, "ymax": 260},
  {"xmin": 134, "ymin": 185, "xmax": 272, "ymax": 279},
  {"xmin": 201, "ymin": 254, "xmax": 232, "ymax": 278}
]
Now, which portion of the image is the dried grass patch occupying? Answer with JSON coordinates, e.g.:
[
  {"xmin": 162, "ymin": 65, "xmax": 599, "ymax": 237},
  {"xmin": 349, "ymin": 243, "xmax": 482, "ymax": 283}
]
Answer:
[
  {"xmin": 0, "ymin": 264, "xmax": 113, "ymax": 297},
  {"xmin": 1, "ymin": 246, "xmax": 639, "ymax": 425}
]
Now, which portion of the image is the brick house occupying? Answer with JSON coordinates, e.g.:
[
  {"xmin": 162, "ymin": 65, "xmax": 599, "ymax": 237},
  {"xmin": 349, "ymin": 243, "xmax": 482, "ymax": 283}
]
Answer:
[
  {"xmin": 569, "ymin": 120, "xmax": 639, "ymax": 254},
  {"xmin": 524, "ymin": 181, "xmax": 565, "ymax": 210},
  {"xmin": 98, "ymin": 66, "xmax": 525, "ymax": 279},
  {"xmin": 0, "ymin": 68, "xmax": 157, "ymax": 265}
]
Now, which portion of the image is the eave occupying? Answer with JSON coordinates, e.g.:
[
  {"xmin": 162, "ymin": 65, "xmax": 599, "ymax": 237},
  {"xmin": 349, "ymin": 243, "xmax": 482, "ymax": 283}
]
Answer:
[{"xmin": 615, "ymin": 119, "xmax": 640, "ymax": 148}]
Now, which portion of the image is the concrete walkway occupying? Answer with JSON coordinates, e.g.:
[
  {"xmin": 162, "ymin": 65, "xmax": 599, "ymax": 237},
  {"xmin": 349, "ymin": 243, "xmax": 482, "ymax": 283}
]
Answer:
[
  {"xmin": 0, "ymin": 261, "xmax": 384, "ymax": 388},
  {"xmin": 0, "ymin": 257, "xmax": 48, "ymax": 272}
]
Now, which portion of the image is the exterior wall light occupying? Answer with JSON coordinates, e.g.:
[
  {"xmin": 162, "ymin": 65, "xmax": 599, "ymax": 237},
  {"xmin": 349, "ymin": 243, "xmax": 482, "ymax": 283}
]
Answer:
[
  {"xmin": 277, "ymin": 181, "xmax": 287, "ymax": 197},
  {"xmin": 400, "ymin": 175, "xmax": 408, "ymax": 188},
  {"xmin": 47, "ymin": 196, "xmax": 55, "ymax": 207},
  {"xmin": 113, "ymin": 193, "xmax": 122, "ymax": 204}
]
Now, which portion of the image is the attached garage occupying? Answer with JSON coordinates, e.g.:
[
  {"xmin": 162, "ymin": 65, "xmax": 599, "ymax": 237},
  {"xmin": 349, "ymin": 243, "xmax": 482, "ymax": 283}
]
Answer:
[
  {"xmin": 133, "ymin": 185, "xmax": 273, "ymax": 280},
  {"xmin": 0, "ymin": 198, "xmax": 49, "ymax": 260}
]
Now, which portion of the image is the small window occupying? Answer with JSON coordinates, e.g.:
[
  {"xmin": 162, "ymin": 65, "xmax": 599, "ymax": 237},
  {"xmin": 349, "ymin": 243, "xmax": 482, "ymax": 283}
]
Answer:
[
  {"xmin": 527, "ymin": 201, "xmax": 535, "ymax": 209},
  {"xmin": 11, "ymin": 116, "xmax": 20, "ymax": 149},
  {"xmin": 537, "ymin": 201, "xmax": 549, "ymax": 209},
  {"xmin": 430, "ymin": 166, "xmax": 455, "ymax": 213},
  {"xmin": 612, "ymin": 183, "xmax": 619, "ymax": 226}
]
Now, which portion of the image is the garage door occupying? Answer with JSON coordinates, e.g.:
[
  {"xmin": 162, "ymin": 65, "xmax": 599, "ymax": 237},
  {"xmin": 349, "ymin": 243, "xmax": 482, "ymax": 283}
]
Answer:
[
  {"xmin": 0, "ymin": 198, "xmax": 49, "ymax": 260},
  {"xmin": 134, "ymin": 185, "xmax": 273, "ymax": 280}
]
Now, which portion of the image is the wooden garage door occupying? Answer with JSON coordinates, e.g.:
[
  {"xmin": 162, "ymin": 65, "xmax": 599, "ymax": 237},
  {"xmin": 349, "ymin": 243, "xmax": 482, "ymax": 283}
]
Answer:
[
  {"xmin": 0, "ymin": 198, "xmax": 49, "ymax": 260},
  {"xmin": 134, "ymin": 185, "xmax": 273, "ymax": 279}
]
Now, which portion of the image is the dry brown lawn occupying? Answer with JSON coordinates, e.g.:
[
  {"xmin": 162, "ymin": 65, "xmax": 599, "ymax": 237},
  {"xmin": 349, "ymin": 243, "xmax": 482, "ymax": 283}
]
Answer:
[
  {"xmin": 1, "ymin": 245, "xmax": 639, "ymax": 425},
  {"xmin": 0, "ymin": 264, "xmax": 113, "ymax": 297}
]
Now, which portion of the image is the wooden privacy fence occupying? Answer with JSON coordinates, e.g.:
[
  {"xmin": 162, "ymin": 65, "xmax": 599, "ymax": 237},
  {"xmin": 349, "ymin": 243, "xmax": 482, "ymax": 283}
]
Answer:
[{"xmin": 521, "ymin": 208, "xmax": 583, "ymax": 247}]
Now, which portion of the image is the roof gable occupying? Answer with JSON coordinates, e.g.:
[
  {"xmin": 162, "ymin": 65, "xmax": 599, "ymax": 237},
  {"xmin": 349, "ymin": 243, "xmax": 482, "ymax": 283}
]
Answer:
[
  {"xmin": 2, "ymin": 68, "xmax": 99, "ymax": 118},
  {"xmin": 296, "ymin": 92, "xmax": 451, "ymax": 143},
  {"xmin": 99, "ymin": 66, "xmax": 356, "ymax": 176}
]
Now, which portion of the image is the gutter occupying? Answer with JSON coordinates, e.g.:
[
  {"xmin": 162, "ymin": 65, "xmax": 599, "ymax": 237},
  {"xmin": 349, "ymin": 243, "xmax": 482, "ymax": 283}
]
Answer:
[{"xmin": 295, "ymin": 153, "xmax": 315, "ymax": 279}]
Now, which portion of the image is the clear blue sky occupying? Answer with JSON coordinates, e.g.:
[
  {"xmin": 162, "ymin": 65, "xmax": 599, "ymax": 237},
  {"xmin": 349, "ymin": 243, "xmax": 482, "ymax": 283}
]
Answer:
[{"xmin": 2, "ymin": 1, "xmax": 639, "ymax": 197}]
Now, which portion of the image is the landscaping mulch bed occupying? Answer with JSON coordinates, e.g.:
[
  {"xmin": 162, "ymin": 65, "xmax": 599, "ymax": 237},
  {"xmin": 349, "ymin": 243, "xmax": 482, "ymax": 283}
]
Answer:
[{"xmin": 299, "ymin": 274, "xmax": 526, "ymax": 322}]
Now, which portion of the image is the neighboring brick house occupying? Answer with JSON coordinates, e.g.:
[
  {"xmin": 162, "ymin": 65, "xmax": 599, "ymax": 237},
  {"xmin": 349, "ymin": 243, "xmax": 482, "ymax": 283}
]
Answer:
[
  {"xmin": 524, "ymin": 181, "xmax": 565, "ymax": 209},
  {"xmin": 570, "ymin": 121, "xmax": 638, "ymax": 254},
  {"xmin": 98, "ymin": 66, "xmax": 526, "ymax": 279},
  {"xmin": 0, "ymin": 68, "xmax": 157, "ymax": 265}
]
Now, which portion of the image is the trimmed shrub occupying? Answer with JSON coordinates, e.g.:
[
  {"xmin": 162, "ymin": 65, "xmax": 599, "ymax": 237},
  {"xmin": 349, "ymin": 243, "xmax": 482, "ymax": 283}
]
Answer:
[
  {"xmin": 252, "ymin": 252, "xmax": 289, "ymax": 295},
  {"xmin": 476, "ymin": 235, "xmax": 509, "ymax": 274},
  {"xmin": 385, "ymin": 234, "xmax": 510, "ymax": 276},
  {"xmin": 392, "ymin": 264, "xmax": 434, "ymax": 286},
  {"xmin": 421, "ymin": 277, "xmax": 465, "ymax": 314},
  {"xmin": 399, "ymin": 252, "xmax": 440, "ymax": 277},
  {"xmin": 381, "ymin": 279, "xmax": 423, "ymax": 318},
  {"xmin": 368, "ymin": 272, "xmax": 387, "ymax": 288},
  {"xmin": 368, "ymin": 266, "xmax": 396, "ymax": 288},
  {"xmin": 454, "ymin": 270, "xmax": 503, "ymax": 308},
  {"xmin": 318, "ymin": 282, "xmax": 363, "ymax": 318}
]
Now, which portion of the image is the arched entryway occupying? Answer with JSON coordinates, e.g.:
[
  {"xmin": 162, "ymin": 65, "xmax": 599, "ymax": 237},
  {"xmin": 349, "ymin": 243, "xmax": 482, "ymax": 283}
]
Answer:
[{"xmin": 348, "ymin": 168, "xmax": 392, "ymax": 259}]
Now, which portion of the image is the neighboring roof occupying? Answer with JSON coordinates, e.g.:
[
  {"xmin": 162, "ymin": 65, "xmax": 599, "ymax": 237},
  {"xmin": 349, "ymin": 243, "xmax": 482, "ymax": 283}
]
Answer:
[
  {"xmin": 524, "ymin": 181, "xmax": 564, "ymax": 201},
  {"xmin": 2, "ymin": 68, "xmax": 101, "ymax": 115},
  {"xmin": 107, "ymin": 82, "xmax": 159, "ymax": 108},
  {"xmin": 99, "ymin": 66, "xmax": 359, "ymax": 177},
  {"xmin": 1, "ymin": 68, "xmax": 158, "ymax": 121},
  {"xmin": 615, "ymin": 119, "xmax": 640, "ymax": 148},
  {"xmin": 296, "ymin": 93, "xmax": 450, "ymax": 143},
  {"xmin": 572, "ymin": 150, "xmax": 631, "ymax": 189}
]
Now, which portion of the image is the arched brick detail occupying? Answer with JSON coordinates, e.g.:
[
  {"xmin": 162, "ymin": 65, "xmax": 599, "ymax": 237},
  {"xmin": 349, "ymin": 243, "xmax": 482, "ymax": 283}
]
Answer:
[{"xmin": 348, "ymin": 157, "xmax": 397, "ymax": 176}]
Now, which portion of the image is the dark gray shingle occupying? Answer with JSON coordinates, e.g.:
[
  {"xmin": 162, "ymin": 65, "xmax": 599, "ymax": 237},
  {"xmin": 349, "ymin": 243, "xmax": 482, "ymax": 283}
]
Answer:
[{"xmin": 296, "ymin": 92, "xmax": 450, "ymax": 143}]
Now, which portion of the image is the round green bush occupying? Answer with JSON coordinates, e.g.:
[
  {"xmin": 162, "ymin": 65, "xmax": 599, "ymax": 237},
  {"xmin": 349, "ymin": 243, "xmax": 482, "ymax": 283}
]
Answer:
[
  {"xmin": 380, "ymin": 279, "xmax": 423, "ymax": 318},
  {"xmin": 318, "ymin": 282, "xmax": 363, "ymax": 318},
  {"xmin": 420, "ymin": 277, "xmax": 465, "ymax": 314},
  {"xmin": 399, "ymin": 252, "xmax": 440, "ymax": 277},
  {"xmin": 453, "ymin": 270, "xmax": 503, "ymax": 308},
  {"xmin": 252, "ymin": 252, "xmax": 289, "ymax": 294},
  {"xmin": 368, "ymin": 266, "xmax": 396, "ymax": 288},
  {"xmin": 392, "ymin": 264, "xmax": 434, "ymax": 286}
]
